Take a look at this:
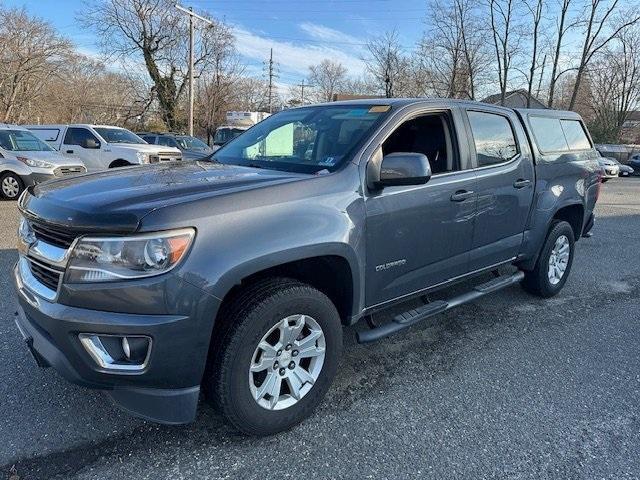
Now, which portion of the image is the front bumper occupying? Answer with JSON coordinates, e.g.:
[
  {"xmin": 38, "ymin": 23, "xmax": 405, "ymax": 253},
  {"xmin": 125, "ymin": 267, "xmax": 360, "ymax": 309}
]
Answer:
[{"xmin": 12, "ymin": 263, "xmax": 220, "ymax": 424}]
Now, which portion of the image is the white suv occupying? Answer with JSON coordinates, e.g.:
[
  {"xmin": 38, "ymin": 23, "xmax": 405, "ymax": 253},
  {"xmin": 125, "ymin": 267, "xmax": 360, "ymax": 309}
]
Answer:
[
  {"xmin": 26, "ymin": 124, "xmax": 182, "ymax": 172},
  {"xmin": 0, "ymin": 124, "xmax": 86, "ymax": 199}
]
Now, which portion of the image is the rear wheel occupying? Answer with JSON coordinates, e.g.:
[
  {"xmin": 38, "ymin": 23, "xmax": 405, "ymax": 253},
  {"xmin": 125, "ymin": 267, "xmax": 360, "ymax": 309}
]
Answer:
[
  {"xmin": 522, "ymin": 220, "xmax": 575, "ymax": 298},
  {"xmin": 1, "ymin": 172, "xmax": 24, "ymax": 199},
  {"xmin": 204, "ymin": 278, "xmax": 342, "ymax": 435}
]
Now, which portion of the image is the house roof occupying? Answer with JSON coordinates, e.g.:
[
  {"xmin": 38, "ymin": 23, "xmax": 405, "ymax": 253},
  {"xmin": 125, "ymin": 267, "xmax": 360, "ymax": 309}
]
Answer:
[{"xmin": 481, "ymin": 89, "xmax": 547, "ymax": 109}]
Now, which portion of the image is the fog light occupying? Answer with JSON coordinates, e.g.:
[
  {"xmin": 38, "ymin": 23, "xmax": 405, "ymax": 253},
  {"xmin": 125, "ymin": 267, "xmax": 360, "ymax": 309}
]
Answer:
[{"xmin": 79, "ymin": 334, "xmax": 151, "ymax": 372}]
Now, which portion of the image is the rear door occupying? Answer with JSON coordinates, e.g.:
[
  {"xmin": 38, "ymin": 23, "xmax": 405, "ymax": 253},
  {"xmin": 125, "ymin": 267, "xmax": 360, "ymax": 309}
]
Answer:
[
  {"xmin": 463, "ymin": 108, "xmax": 535, "ymax": 270},
  {"xmin": 62, "ymin": 127, "xmax": 103, "ymax": 171}
]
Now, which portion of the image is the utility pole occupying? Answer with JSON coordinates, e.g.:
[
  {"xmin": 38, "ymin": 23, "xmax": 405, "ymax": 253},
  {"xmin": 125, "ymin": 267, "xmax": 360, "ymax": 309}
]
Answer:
[
  {"xmin": 296, "ymin": 79, "xmax": 314, "ymax": 105},
  {"xmin": 267, "ymin": 48, "xmax": 276, "ymax": 113},
  {"xmin": 175, "ymin": 3, "xmax": 213, "ymax": 136}
]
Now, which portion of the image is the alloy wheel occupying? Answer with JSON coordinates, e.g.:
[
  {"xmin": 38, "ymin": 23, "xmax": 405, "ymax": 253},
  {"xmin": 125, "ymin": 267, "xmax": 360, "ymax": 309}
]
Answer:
[
  {"xmin": 548, "ymin": 235, "xmax": 570, "ymax": 285},
  {"xmin": 249, "ymin": 314, "xmax": 326, "ymax": 411}
]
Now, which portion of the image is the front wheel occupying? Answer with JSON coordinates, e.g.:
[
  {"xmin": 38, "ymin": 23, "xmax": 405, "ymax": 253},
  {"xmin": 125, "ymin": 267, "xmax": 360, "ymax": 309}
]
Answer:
[
  {"xmin": 205, "ymin": 278, "xmax": 342, "ymax": 435},
  {"xmin": 522, "ymin": 220, "xmax": 575, "ymax": 298},
  {"xmin": 1, "ymin": 172, "xmax": 24, "ymax": 200}
]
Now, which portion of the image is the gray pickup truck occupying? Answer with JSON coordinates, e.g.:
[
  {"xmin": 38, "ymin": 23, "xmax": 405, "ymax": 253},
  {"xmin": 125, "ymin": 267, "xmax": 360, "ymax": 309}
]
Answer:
[{"xmin": 13, "ymin": 99, "xmax": 601, "ymax": 435}]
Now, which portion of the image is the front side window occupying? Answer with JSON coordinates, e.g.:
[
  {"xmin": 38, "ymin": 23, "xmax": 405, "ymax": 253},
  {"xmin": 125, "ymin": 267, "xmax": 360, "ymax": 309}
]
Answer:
[
  {"xmin": 382, "ymin": 113, "xmax": 458, "ymax": 175},
  {"xmin": 213, "ymin": 104, "xmax": 390, "ymax": 173},
  {"xmin": 467, "ymin": 111, "xmax": 518, "ymax": 167},
  {"xmin": 0, "ymin": 130, "xmax": 54, "ymax": 152},
  {"xmin": 93, "ymin": 128, "xmax": 146, "ymax": 144},
  {"xmin": 64, "ymin": 127, "xmax": 100, "ymax": 147}
]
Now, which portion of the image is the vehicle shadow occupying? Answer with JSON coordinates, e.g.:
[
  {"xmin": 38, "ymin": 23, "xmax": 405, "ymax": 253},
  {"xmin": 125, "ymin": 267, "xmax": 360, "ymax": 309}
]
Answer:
[{"xmin": 2, "ymin": 210, "xmax": 640, "ymax": 478}]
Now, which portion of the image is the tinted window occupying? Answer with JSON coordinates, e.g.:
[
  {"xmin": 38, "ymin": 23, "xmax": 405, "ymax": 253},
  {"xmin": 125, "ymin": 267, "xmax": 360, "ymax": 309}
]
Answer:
[
  {"xmin": 63, "ymin": 127, "xmax": 99, "ymax": 147},
  {"xmin": 468, "ymin": 111, "xmax": 518, "ymax": 166},
  {"xmin": 140, "ymin": 135, "xmax": 156, "ymax": 144},
  {"xmin": 561, "ymin": 120, "xmax": 591, "ymax": 150},
  {"xmin": 158, "ymin": 136, "xmax": 178, "ymax": 148},
  {"xmin": 529, "ymin": 117, "xmax": 568, "ymax": 152}
]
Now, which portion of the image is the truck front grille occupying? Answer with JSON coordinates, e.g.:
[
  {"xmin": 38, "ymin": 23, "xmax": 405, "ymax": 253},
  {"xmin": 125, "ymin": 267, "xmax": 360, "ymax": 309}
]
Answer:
[
  {"xmin": 30, "ymin": 221, "xmax": 78, "ymax": 249},
  {"xmin": 149, "ymin": 152, "xmax": 182, "ymax": 163},
  {"xmin": 54, "ymin": 166, "xmax": 87, "ymax": 177},
  {"xmin": 26, "ymin": 256, "xmax": 64, "ymax": 291}
]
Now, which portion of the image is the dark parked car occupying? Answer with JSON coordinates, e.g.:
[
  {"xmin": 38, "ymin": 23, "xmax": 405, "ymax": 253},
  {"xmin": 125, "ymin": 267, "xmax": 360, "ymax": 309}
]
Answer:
[
  {"xmin": 629, "ymin": 154, "xmax": 640, "ymax": 175},
  {"xmin": 140, "ymin": 132, "xmax": 213, "ymax": 160},
  {"xmin": 13, "ymin": 100, "xmax": 600, "ymax": 435}
]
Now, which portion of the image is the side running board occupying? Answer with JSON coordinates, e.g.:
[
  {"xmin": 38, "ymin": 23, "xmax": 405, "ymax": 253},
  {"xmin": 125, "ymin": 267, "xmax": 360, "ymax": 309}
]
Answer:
[{"xmin": 357, "ymin": 271, "xmax": 525, "ymax": 344}]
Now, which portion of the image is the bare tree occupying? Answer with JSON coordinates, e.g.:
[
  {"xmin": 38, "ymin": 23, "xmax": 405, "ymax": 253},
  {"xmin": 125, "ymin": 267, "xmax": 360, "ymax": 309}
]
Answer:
[
  {"xmin": 421, "ymin": 0, "xmax": 489, "ymax": 99},
  {"xmin": 0, "ymin": 6, "xmax": 73, "ymax": 122},
  {"xmin": 308, "ymin": 59, "xmax": 348, "ymax": 102},
  {"xmin": 547, "ymin": 0, "xmax": 580, "ymax": 107},
  {"xmin": 82, "ymin": 0, "xmax": 233, "ymax": 130},
  {"xmin": 488, "ymin": 0, "xmax": 523, "ymax": 105},
  {"xmin": 569, "ymin": 0, "xmax": 640, "ymax": 110},
  {"xmin": 364, "ymin": 30, "xmax": 407, "ymax": 97},
  {"xmin": 588, "ymin": 25, "xmax": 640, "ymax": 142},
  {"xmin": 524, "ymin": 0, "xmax": 545, "ymax": 107}
]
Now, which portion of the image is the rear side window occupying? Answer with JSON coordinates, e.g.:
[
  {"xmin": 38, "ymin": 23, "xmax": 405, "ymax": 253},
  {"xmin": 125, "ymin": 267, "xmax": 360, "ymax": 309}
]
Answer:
[
  {"xmin": 30, "ymin": 128, "xmax": 60, "ymax": 142},
  {"xmin": 560, "ymin": 120, "xmax": 591, "ymax": 150},
  {"xmin": 529, "ymin": 117, "xmax": 568, "ymax": 152},
  {"xmin": 467, "ymin": 111, "xmax": 518, "ymax": 167}
]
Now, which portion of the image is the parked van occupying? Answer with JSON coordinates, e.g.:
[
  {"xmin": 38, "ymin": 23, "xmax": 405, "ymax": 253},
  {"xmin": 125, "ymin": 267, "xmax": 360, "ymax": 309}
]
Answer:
[
  {"xmin": 26, "ymin": 124, "xmax": 182, "ymax": 172},
  {"xmin": 0, "ymin": 124, "xmax": 86, "ymax": 199}
]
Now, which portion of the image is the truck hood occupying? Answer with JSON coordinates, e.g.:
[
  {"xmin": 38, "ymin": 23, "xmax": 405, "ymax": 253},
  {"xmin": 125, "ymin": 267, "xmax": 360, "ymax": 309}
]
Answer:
[{"xmin": 20, "ymin": 161, "xmax": 309, "ymax": 232}]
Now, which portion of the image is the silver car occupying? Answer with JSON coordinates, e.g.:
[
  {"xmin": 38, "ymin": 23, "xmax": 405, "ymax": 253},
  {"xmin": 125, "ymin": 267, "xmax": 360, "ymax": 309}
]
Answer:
[
  {"xmin": 597, "ymin": 157, "xmax": 620, "ymax": 182},
  {"xmin": 0, "ymin": 124, "xmax": 86, "ymax": 199}
]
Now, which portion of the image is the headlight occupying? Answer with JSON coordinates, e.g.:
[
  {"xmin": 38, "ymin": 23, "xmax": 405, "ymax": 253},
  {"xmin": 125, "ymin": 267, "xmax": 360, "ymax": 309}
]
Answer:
[
  {"xmin": 136, "ymin": 151, "xmax": 149, "ymax": 164},
  {"xmin": 16, "ymin": 156, "xmax": 55, "ymax": 169},
  {"xmin": 66, "ymin": 228, "xmax": 195, "ymax": 283}
]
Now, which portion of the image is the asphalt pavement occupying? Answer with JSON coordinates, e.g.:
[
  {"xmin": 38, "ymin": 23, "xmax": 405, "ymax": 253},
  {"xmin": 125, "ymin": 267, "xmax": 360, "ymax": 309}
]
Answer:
[{"xmin": 1, "ymin": 178, "xmax": 639, "ymax": 479}]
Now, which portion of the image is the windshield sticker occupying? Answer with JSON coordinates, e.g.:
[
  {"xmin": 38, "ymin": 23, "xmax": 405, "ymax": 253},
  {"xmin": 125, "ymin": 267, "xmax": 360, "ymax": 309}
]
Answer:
[{"xmin": 320, "ymin": 156, "xmax": 339, "ymax": 166}]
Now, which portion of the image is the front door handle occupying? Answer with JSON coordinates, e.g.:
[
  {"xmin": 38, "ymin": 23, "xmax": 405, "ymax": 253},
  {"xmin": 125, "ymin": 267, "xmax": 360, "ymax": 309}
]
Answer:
[
  {"xmin": 66, "ymin": 150, "xmax": 74, "ymax": 154},
  {"xmin": 513, "ymin": 179, "xmax": 531, "ymax": 189},
  {"xmin": 450, "ymin": 190, "xmax": 474, "ymax": 202}
]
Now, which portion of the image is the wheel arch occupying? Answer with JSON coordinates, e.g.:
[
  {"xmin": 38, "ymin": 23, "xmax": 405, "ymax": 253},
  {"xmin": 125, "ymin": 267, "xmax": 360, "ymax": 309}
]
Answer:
[
  {"xmin": 109, "ymin": 159, "xmax": 132, "ymax": 168},
  {"xmin": 215, "ymin": 249, "xmax": 360, "ymax": 326}
]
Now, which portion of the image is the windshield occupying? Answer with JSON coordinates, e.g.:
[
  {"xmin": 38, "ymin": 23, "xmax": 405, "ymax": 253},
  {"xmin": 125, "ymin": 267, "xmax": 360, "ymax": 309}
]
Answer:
[
  {"xmin": 213, "ymin": 104, "xmax": 391, "ymax": 173},
  {"xmin": 176, "ymin": 136, "xmax": 210, "ymax": 150},
  {"xmin": 0, "ymin": 130, "xmax": 54, "ymax": 152},
  {"xmin": 214, "ymin": 127, "xmax": 245, "ymax": 145},
  {"xmin": 94, "ymin": 127, "xmax": 146, "ymax": 144}
]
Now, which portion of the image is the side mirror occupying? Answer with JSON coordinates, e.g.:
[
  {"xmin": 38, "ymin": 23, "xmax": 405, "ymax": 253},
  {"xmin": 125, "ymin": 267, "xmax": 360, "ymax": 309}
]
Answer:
[
  {"xmin": 83, "ymin": 138, "xmax": 100, "ymax": 149},
  {"xmin": 373, "ymin": 152, "xmax": 432, "ymax": 188}
]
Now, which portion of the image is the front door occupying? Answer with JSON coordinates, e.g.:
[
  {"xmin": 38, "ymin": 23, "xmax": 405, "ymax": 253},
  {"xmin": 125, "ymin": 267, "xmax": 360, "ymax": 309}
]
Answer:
[
  {"xmin": 464, "ymin": 109, "xmax": 535, "ymax": 270},
  {"xmin": 62, "ymin": 127, "xmax": 103, "ymax": 171},
  {"xmin": 365, "ymin": 110, "xmax": 478, "ymax": 307}
]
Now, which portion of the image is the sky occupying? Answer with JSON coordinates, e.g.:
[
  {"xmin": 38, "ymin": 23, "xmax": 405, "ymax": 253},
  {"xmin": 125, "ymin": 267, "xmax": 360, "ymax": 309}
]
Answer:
[{"xmin": 4, "ymin": 0, "xmax": 428, "ymax": 88}]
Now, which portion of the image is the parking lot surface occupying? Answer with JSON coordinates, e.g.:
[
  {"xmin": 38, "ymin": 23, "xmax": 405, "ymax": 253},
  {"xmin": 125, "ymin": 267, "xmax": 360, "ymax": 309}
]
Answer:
[{"xmin": 1, "ymin": 179, "xmax": 639, "ymax": 480}]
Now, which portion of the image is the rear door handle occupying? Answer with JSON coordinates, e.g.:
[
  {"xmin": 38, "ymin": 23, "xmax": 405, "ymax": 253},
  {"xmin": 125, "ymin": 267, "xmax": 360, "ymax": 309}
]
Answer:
[
  {"xmin": 450, "ymin": 190, "xmax": 474, "ymax": 202},
  {"xmin": 513, "ymin": 179, "xmax": 531, "ymax": 189},
  {"xmin": 66, "ymin": 150, "xmax": 74, "ymax": 154}
]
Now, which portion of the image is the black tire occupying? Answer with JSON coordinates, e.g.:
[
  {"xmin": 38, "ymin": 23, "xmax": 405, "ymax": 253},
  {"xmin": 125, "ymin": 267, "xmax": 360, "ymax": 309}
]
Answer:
[
  {"xmin": 522, "ymin": 220, "xmax": 575, "ymax": 298},
  {"xmin": 0, "ymin": 172, "xmax": 24, "ymax": 200},
  {"xmin": 204, "ymin": 277, "xmax": 342, "ymax": 435}
]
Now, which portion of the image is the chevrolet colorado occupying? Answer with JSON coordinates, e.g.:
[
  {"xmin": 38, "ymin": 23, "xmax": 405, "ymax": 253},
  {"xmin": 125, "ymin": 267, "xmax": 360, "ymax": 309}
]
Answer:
[{"xmin": 13, "ymin": 99, "xmax": 601, "ymax": 435}]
